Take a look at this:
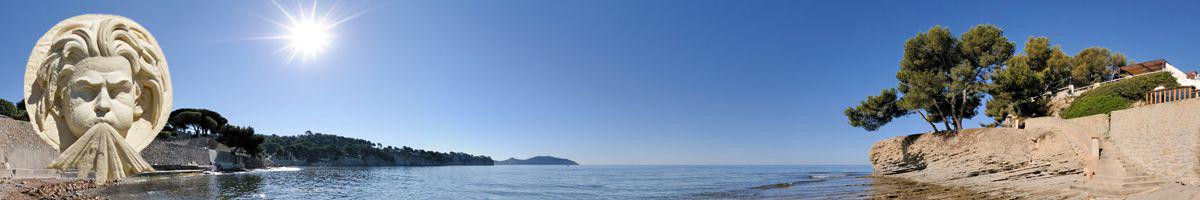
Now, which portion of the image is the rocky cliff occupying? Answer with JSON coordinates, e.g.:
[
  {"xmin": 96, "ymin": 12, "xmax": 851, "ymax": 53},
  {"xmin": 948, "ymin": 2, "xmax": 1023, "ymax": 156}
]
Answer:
[{"xmin": 869, "ymin": 128, "xmax": 1087, "ymax": 198}]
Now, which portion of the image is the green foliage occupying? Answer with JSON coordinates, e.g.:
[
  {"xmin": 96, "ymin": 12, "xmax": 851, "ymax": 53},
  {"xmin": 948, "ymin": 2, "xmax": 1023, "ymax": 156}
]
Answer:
[
  {"xmin": 262, "ymin": 131, "xmax": 492, "ymax": 165},
  {"xmin": 985, "ymin": 37, "xmax": 1073, "ymax": 123},
  {"xmin": 845, "ymin": 89, "xmax": 908, "ymax": 131},
  {"xmin": 0, "ymin": 98, "xmax": 19, "ymax": 119},
  {"xmin": 0, "ymin": 98, "xmax": 27, "ymax": 120},
  {"xmin": 168, "ymin": 108, "xmax": 229, "ymax": 136},
  {"xmin": 218, "ymin": 125, "xmax": 266, "ymax": 157},
  {"xmin": 13, "ymin": 99, "xmax": 27, "ymax": 121},
  {"xmin": 1061, "ymin": 72, "xmax": 1179, "ymax": 118},
  {"xmin": 892, "ymin": 24, "xmax": 1013, "ymax": 132},
  {"xmin": 1081, "ymin": 71, "xmax": 1179, "ymax": 100},
  {"xmin": 157, "ymin": 130, "xmax": 176, "ymax": 139},
  {"xmin": 987, "ymin": 62, "xmax": 1045, "ymax": 121},
  {"xmin": 1060, "ymin": 95, "xmax": 1129, "ymax": 119},
  {"xmin": 848, "ymin": 25, "xmax": 1139, "ymax": 132},
  {"xmin": 1071, "ymin": 47, "xmax": 1127, "ymax": 86}
]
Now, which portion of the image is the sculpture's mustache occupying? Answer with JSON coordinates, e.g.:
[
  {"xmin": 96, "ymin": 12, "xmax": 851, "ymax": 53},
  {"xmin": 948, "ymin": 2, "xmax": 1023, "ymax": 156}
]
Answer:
[{"xmin": 86, "ymin": 117, "xmax": 118, "ymax": 126}]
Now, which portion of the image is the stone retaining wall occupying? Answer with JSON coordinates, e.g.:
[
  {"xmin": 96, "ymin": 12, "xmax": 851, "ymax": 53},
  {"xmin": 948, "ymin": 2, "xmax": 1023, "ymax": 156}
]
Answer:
[
  {"xmin": 140, "ymin": 139, "xmax": 216, "ymax": 169},
  {"xmin": 1026, "ymin": 99, "xmax": 1200, "ymax": 185},
  {"xmin": 1108, "ymin": 98, "xmax": 1200, "ymax": 184},
  {"xmin": 0, "ymin": 118, "xmax": 61, "ymax": 178},
  {"xmin": 1065, "ymin": 114, "xmax": 1110, "ymax": 139}
]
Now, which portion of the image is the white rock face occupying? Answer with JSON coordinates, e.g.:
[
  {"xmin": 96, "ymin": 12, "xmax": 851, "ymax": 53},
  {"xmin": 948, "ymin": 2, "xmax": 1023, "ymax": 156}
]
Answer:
[{"xmin": 23, "ymin": 14, "xmax": 172, "ymax": 184}]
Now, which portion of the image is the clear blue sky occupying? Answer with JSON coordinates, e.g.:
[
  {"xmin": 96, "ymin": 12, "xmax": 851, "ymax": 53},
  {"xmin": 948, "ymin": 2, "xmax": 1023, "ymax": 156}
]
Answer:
[{"xmin": 1, "ymin": 0, "xmax": 1198, "ymax": 165}]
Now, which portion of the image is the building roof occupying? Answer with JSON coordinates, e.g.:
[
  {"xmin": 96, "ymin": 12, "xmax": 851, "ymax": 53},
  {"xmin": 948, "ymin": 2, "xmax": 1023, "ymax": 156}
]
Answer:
[{"xmin": 1119, "ymin": 59, "xmax": 1168, "ymax": 75}]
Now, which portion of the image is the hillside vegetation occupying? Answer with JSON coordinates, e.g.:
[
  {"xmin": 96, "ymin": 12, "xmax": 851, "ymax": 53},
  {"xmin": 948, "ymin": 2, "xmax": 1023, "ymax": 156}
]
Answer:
[
  {"xmin": 262, "ymin": 131, "xmax": 492, "ymax": 166},
  {"xmin": 1061, "ymin": 72, "xmax": 1178, "ymax": 119}
]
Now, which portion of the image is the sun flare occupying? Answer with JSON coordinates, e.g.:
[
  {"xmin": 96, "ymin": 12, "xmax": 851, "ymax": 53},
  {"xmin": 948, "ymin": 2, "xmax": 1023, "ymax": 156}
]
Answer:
[
  {"xmin": 261, "ymin": 0, "xmax": 366, "ymax": 64},
  {"xmin": 285, "ymin": 20, "xmax": 331, "ymax": 60}
]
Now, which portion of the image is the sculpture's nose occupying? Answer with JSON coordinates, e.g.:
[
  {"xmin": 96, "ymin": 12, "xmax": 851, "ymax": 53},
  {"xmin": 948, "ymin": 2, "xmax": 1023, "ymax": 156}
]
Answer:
[{"xmin": 96, "ymin": 86, "xmax": 112, "ymax": 114}]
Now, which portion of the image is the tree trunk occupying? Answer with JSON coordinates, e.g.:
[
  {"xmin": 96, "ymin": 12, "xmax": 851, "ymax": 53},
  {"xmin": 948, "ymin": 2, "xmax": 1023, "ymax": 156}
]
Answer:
[
  {"xmin": 916, "ymin": 110, "xmax": 940, "ymax": 132},
  {"xmin": 942, "ymin": 119, "xmax": 952, "ymax": 132},
  {"xmin": 954, "ymin": 117, "xmax": 963, "ymax": 132},
  {"xmin": 955, "ymin": 91, "xmax": 969, "ymax": 132},
  {"xmin": 232, "ymin": 147, "xmax": 241, "ymax": 164}
]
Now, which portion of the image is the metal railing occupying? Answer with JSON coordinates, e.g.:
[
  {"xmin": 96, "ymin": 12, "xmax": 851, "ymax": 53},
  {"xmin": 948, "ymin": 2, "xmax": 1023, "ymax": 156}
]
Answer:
[
  {"xmin": 1056, "ymin": 76, "xmax": 1133, "ymax": 97},
  {"xmin": 1145, "ymin": 86, "xmax": 1198, "ymax": 105}
]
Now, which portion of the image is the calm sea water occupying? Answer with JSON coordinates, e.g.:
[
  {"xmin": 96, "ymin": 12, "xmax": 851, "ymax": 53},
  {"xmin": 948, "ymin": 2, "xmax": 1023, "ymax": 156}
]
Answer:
[{"xmin": 98, "ymin": 165, "xmax": 874, "ymax": 199}]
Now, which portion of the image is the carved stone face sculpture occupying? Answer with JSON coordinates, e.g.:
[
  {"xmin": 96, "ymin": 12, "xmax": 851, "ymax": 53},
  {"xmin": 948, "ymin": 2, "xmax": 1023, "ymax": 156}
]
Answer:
[
  {"xmin": 63, "ymin": 57, "xmax": 138, "ymax": 138},
  {"xmin": 24, "ymin": 14, "xmax": 171, "ymax": 184}
]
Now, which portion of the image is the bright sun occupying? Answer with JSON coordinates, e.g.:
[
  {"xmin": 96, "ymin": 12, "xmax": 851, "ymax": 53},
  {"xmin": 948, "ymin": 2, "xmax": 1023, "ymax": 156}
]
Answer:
[
  {"xmin": 263, "ymin": 0, "xmax": 364, "ymax": 64},
  {"xmin": 286, "ymin": 20, "xmax": 331, "ymax": 59}
]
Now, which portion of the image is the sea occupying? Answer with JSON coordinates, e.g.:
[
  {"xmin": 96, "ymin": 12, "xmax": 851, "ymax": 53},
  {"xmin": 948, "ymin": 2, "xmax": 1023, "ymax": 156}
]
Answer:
[{"xmin": 97, "ymin": 165, "xmax": 876, "ymax": 199}]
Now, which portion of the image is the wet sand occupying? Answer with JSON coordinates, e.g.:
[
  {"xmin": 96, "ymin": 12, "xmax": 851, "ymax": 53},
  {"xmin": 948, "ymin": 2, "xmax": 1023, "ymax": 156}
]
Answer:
[{"xmin": 866, "ymin": 176, "xmax": 1007, "ymax": 199}]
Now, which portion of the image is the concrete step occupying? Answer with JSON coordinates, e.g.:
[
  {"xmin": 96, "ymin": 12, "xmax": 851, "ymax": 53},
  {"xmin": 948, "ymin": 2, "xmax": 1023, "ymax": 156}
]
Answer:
[
  {"xmin": 1123, "ymin": 181, "xmax": 1167, "ymax": 189},
  {"xmin": 1071, "ymin": 185, "xmax": 1151, "ymax": 197},
  {"xmin": 8, "ymin": 168, "xmax": 61, "ymax": 178},
  {"xmin": 1124, "ymin": 176, "xmax": 1160, "ymax": 183},
  {"xmin": 1071, "ymin": 184, "xmax": 1127, "ymax": 197},
  {"xmin": 1092, "ymin": 175, "xmax": 1160, "ymax": 183},
  {"xmin": 1073, "ymin": 175, "xmax": 1167, "ymax": 197},
  {"xmin": 1122, "ymin": 164, "xmax": 1147, "ymax": 171}
]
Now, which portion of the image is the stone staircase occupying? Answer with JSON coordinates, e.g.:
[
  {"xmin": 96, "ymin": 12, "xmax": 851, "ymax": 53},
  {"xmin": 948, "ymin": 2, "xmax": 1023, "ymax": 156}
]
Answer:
[{"xmin": 1070, "ymin": 140, "xmax": 1168, "ymax": 197}]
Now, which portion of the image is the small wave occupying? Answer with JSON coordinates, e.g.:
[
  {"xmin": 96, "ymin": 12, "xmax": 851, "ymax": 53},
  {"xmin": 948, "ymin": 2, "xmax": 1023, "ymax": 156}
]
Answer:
[
  {"xmin": 257, "ymin": 167, "xmax": 303, "ymax": 172},
  {"xmin": 751, "ymin": 179, "xmax": 825, "ymax": 190},
  {"xmin": 809, "ymin": 174, "xmax": 848, "ymax": 179}
]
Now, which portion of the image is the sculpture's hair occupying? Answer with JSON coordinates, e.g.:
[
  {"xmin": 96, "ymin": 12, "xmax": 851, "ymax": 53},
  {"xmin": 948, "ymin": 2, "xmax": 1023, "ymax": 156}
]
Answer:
[{"xmin": 25, "ymin": 14, "xmax": 172, "ymax": 151}]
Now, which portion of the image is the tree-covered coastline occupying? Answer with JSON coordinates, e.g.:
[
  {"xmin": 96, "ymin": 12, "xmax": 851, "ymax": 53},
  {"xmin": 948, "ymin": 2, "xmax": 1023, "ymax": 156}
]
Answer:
[
  {"xmin": 262, "ymin": 131, "xmax": 493, "ymax": 166},
  {"xmin": 152, "ymin": 107, "xmax": 494, "ymax": 166},
  {"xmin": 0, "ymin": 103, "xmax": 494, "ymax": 167}
]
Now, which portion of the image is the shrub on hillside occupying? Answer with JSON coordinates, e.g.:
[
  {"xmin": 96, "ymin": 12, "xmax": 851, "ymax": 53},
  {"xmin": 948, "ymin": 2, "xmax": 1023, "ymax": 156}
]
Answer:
[
  {"xmin": 1061, "ymin": 95, "xmax": 1130, "ymax": 119},
  {"xmin": 1079, "ymin": 72, "xmax": 1178, "ymax": 100},
  {"xmin": 0, "ymin": 99, "xmax": 26, "ymax": 120},
  {"xmin": 1061, "ymin": 71, "xmax": 1178, "ymax": 119}
]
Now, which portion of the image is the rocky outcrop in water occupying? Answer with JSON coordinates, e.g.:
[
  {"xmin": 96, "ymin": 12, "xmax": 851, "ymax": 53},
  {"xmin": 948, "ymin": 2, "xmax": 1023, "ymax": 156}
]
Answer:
[{"xmin": 495, "ymin": 156, "xmax": 579, "ymax": 165}]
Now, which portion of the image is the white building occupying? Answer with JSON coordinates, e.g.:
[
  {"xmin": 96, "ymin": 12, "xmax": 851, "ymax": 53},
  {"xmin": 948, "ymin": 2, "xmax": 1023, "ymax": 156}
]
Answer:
[{"xmin": 1119, "ymin": 59, "xmax": 1200, "ymax": 87}]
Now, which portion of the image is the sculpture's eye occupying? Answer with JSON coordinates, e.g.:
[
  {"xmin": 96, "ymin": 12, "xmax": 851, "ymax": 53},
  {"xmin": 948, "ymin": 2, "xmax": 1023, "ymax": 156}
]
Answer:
[
  {"xmin": 108, "ymin": 80, "xmax": 133, "ymax": 100},
  {"xmin": 69, "ymin": 81, "xmax": 99, "ymax": 102}
]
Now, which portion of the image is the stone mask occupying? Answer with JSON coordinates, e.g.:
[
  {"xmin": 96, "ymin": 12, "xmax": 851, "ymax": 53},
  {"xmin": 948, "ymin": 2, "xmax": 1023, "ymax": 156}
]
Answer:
[{"xmin": 24, "ymin": 14, "xmax": 172, "ymax": 184}]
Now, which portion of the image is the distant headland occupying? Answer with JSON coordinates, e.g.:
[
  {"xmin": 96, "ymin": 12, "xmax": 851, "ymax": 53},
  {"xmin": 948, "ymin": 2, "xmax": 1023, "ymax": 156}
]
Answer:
[{"xmin": 495, "ymin": 156, "xmax": 579, "ymax": 165}]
